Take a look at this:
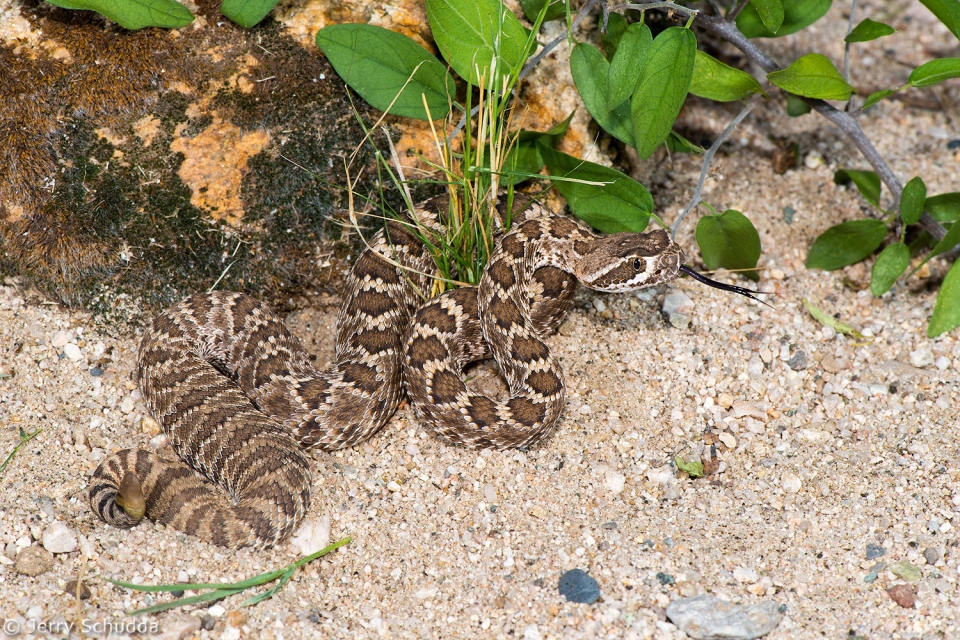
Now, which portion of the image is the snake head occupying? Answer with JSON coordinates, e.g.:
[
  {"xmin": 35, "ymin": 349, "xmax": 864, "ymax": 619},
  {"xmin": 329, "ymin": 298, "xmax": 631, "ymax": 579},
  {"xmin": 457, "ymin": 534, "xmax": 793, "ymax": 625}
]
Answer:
[
  {"xmin": 576, "ymin": 229, "xmax": 685, "ymax": 292},
  {"xmin": 116, "ymin": 472, "xmax": 146, "ymax": 521}
]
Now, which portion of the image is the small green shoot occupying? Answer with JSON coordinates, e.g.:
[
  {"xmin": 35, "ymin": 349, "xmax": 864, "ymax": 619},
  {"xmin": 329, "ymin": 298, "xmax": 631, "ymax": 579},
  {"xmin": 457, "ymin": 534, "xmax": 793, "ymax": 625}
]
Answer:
[
  {"xmin": 0, "ymin": 427, "xmax": 42, "ymax": 476},
  {"xmin": 674, "ymin": 455, "xmax": 704, "ymax": 479},
  {"xmin": 803, "ymin": 299, "xmax": 873, "ymax": 345},
  {"xmin": 105, "ymin": 537, "xmax": 351, "ymax": 615}
]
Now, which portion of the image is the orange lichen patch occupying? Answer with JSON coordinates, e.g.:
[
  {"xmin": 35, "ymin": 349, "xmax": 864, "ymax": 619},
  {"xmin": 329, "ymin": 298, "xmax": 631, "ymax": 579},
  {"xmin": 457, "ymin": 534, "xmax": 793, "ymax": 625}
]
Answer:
[
  {"xmin": 393, "ymin": 119, "xmax": 446, "ymax": 178},
  {"xmin": 133, "ymin": 116, "xmax": 162, "ymax": 148},
  {"xmin": 277, "ymin": 0, "xmax": 433, "ymax": 52},
  {"xmin": 170, "ymin": 116, "xmax": 270, "ymax": 224},
  {"xmin": 370, "ymin": 2, "xmax": 433, "ymax": 51},
  {"xmin": 277, "ymin": 0, "xmax": 370, "ymax": 49},
  {"xmin": 95, "ymin": 127, "xmax": 127, "ymax": 148}
]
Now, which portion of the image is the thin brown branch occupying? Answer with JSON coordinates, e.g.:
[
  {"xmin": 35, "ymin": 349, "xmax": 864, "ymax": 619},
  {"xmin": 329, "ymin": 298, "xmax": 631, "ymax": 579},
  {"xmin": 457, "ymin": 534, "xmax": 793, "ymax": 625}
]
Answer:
[{"xmin": 696, "ymin": 14, "xmax": 948, "ymax": 242}]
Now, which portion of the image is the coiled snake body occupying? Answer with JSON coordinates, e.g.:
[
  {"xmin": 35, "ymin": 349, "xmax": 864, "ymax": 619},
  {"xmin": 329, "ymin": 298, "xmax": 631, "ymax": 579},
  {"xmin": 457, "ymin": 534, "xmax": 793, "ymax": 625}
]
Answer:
[{"xmin": 90, "ymin": 195, "xmax": 684, "ymax": 548}]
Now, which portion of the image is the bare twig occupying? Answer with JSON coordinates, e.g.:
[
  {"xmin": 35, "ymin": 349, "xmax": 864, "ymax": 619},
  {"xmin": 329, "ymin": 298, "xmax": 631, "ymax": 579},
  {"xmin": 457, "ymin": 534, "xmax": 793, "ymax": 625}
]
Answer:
[
  {"xmin": 671, "ymin": 99, "xmax": 759, "ymax": 238},
  {"xmin": 604, "ymin": 1, "xmax": 698, "ymax": 18},
  {"xmin": 727, "ymin": 0, "xmax": 750, "ymax": 21},
  {"xmin": 696, "ymin": 14, "xmax": 948, "ymax": 242}
]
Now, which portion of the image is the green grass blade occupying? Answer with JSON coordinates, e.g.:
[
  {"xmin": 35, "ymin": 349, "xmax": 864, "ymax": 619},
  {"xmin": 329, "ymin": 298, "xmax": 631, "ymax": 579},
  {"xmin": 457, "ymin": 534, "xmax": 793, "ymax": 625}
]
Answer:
[{"xmin": 128, "ymin": 587, "xmax": 246, "ymax": 616}]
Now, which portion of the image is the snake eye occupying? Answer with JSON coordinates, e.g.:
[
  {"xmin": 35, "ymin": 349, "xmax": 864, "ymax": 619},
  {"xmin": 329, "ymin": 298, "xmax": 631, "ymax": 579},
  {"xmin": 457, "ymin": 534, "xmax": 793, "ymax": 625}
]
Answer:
[{"xmin": 633, "ymin": 258, "xmax": 642, "ymax": 270}]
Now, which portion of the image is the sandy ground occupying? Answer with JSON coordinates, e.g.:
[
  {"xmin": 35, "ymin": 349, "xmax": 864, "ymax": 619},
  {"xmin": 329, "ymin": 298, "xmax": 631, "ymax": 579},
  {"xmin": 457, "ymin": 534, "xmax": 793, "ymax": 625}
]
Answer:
[{"xmin": 3, "ymin": 1, "xmax": 960, "ymax": 639}]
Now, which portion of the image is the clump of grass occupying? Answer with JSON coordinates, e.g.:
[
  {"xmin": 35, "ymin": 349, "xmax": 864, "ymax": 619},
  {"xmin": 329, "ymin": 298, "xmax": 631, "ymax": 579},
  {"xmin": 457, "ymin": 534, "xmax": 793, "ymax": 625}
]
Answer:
[{"xmin": 347, "ymin": 7, "xmax": 548, "ymax": 296}]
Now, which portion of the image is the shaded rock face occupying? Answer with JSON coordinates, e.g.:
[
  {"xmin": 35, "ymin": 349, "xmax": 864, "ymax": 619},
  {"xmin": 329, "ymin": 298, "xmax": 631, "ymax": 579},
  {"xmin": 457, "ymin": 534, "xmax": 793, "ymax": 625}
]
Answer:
[{"xmin": 1, "ymin": 2, "xmax": 391, "ymax": 318}]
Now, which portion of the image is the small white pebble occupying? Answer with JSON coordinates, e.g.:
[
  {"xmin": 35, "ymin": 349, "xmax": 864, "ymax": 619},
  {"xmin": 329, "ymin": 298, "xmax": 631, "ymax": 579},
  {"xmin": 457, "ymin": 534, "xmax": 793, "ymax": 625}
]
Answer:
[
  {"xmin": 207, "ymin": 604, "xmax": 226, "ymax": 617},
  {"xmin": 782, "ymin": 474, "xmax": 802, "ymax": 493},
  {"xmin": 387, "ymin": 481, "xmax": 402, "ymax": 492},
  {"xmin": 733, "ymin": 566, "xmax": 758, "ymax": 584},
  {"xmin": 719, "ymin": 432, "xmax": 736, "ymax": 449},
  {"xmin": 62, "ymin": 343, "xmax": 83, "ymax": 361},
  {"xmin": 475, "ymin": 456, "xmax": 486, "ymax": 470},
  {"xmin": 578, "ymin": 404, "xmax": 592, "ymax": 415},
  {"xmin": 52, "ymin": 331, "xmax": 72, "ymax": 348},
  {"xmin": 605, "ymin": 471, "xmax": 626, "ymax": 495}
]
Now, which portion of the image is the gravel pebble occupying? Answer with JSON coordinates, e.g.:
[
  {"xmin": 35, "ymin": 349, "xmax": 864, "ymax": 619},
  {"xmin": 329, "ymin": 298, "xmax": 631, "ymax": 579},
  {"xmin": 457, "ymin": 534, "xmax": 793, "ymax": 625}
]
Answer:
[
  {"xmin": 558, "ymin": 568, "xmax": 600, "ymax": 604},
  {"xmin": 14, "ymin": 546, "xmax": 54, "ymax": 576},
  {"xmin": 887, "ymin": 584, "xmax": 916, "ymax": 608},
  {"xmin": 666, "ymin": 594, "xmax": 782, "ymax": 640},
  {"xmin": 865, "ymin": 543, "xmax": 885, "ymax": 560},
  {"xmin": 288, "ymin": 515, "xmax": 331, "ymax": 556},
  {"xmin": 62, "ymin": 343, "xmax": 83, "ymax": 361},
  {"xmin": 923, "ymin": 547, "xmax": 941, "ymax": 565},
  {"xmin": 41, "ymin": 521, "xmax": 78, "ymax": 554},
  {"xmin": 890, "ymin": 560, "xmax": 922, "ymax": 581},
  {"xmin": 787, "ymin": 350, "xmax": 807, "ymax": 370}
]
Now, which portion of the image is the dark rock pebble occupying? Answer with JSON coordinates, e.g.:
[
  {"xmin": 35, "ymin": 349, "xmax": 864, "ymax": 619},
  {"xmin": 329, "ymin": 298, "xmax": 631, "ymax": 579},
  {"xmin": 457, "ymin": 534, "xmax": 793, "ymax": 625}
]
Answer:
[
  {"xmin": 558, "ymin": 569, "xmax": 600, "ymax": 604},
  {"xmin": 865, "ymin": 543, "xmax": 885, "ymax": 560},
  {"xmin": 64, "ymin": 579, "xmax": 91, "ymax": 599},
  {"xmin": 948, "ymin": 139, "xmax": 960, "ymax": 150},
  {"xmin": 657, "ymin": 572, "xmax": 675, "ymax": 586},
  {"xmin": 601, "ymin": 522, "xmax": 618, "ymax": 530},
  {"xmin": 89, "ymin": 367, "xmax": 102, "ymax": 376},
  {"xmin": 201, "ymin": 614, "xmax": 216, "ymax": 631},
  {"xmin": 787, "ymin": 351, "xmax": 807, "ymax": 371}
]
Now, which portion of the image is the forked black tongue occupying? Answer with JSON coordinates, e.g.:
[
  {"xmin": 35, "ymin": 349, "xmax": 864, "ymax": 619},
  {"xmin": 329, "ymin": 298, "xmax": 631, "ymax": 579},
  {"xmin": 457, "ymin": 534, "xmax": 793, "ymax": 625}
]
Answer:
[{"xmin": 679, "ymin": 265, "xmax": 774, "ymax": 308}]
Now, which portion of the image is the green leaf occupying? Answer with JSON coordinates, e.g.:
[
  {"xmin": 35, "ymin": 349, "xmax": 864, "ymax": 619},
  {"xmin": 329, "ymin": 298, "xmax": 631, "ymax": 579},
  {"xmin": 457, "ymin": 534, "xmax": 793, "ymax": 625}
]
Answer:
[
  {"xmin": 785, "ymin": 94, "xmax": 811, "ymax": 116},
  {"xmin": 929, "ymin": 259, "xmax": 960, "ymax": 336},
  {"xmin": 695, "ymin": 209, "xmax": 762, "ymax": 281},
  {"xmin": 918, "ymin": 0, "xmax": 960, "ymax": 41},
  {"xmin": 539, "ymin": 143, "xmax": 652, "ymax": 233},
  {"xmin": 928, "ymin": 217, "xmax": 960, "ymax": 260},
  {"xmin": 601, "ymin": 12, "xmax": 628, "ymax": 60},
  {"xmin": 689, "ymin": 50, "xmax": 766, "ymax": 102},
  {"xmin": 316, "ymin": 24, "xmax": 455, "ymax": 121},
  {"xmin": 805, "ymin": 219, "xmax": 888, "ymax": 270},
  {"xmin": 220, "ymin": 0, "xmax": 277, "ymax": 27},
  {"xmin": 736, "ymin": 0, "xmax": 831, "ymax": 38},
  {"xmin": 45, "ymin": 0, "xmax": 194, "ymax": 29},
  {"xmin": 900, "ymin": 176, "xmax": 927, "ymax": 226},
  {"xmin": 425, "ymin": 0, "xmax": 529, "ymax": 87},
  {"xmin": 666, "ymin": 130, "xmax": 704, "ymax": 154},
  {"xmin": 519, "ymin": 0, "xmax": 566, "ymax": 22},
  {"xmin": 862, "ymin": 88, "xmax": 896, "ymax": 109},
  {"xmin": 908, "ymin": 57, "xmax": 960, "ymax": 88},
  {"xmin": 870, "ymin": 243, "xmax": 910, "ymax": 295},
  {"xmin": 607, "ymin": 22, "xmax": 653, "ymax": 109},
  {"xmin": 767, "ymin": 53, "xmax": 853, "ymax": 101},
  {"xmin": 926, "ymin": 193, "xmax": 960, "ymax": 222},
  {"xmin": 499, "ymin": 113, "xmax": 573, "ymax": 186},
  {"xmin": 751, "ymin": 0, "xmax": 784, "ymax": 33},
  {"xmin": 675, "ymin": 455, "xmax": 704, "ymax": 479},
  {"xmin": 844, "ymin": 17, "xmax": 895, "ymax": 42},
  {"xmin": 834, "ymin": 168, "xmax": 881, "ymax": 207},
  {"xmin": 570, "ymin": 43, "xmax": 635, "ymax": 146},
  {"xmin": 631, "ymin": 27, "xmax": 697, "ymax": 159}
]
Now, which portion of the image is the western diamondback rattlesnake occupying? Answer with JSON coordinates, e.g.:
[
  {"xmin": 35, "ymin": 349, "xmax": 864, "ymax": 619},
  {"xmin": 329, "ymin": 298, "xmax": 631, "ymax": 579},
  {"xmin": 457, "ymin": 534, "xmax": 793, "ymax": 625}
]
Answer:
[{"xmin": 89, "ymin": 194, "xmax": 688, "ymax": 548}]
